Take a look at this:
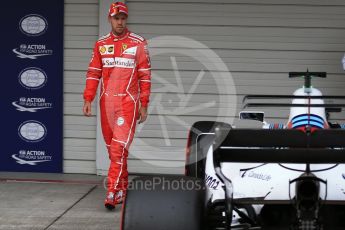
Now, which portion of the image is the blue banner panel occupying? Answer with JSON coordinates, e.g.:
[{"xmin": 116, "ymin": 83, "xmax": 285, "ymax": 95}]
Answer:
[{"xmin": 0, "ymin": 0, "xmax": 63, "ymax": 172}]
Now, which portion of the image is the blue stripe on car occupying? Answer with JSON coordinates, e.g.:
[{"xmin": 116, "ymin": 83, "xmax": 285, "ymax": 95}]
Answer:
[
  {"xmin": 292, "ymin": 115, "xmax": 324, "ymax": 124},
  {"xmin": 292, "ymin": 120, "xmax": 324, "ymax": 129}
]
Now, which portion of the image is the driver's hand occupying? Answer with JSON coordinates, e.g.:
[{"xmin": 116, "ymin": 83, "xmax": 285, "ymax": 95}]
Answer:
[
  {"xmin": 138, "ymin": 107, "xmax": 148, "ymax": 124},
  {"xmin": 83, "ymin": 101, "xmax": 92, "ymax": 116}
]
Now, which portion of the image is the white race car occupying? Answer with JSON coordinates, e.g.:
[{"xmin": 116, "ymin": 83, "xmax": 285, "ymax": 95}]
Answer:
[{"xmin": 121, "ymin": 72, "xmax": 345, "ymax": 230}]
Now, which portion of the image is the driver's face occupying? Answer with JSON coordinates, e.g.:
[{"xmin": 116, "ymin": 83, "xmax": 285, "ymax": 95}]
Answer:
[{"xmin": 109, "ymin": 13, "xmax": 127, "ymax": 35}]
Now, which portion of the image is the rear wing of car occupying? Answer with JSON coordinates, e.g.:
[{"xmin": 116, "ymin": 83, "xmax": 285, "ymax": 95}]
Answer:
[
  {"xmin": 213, "ymin": 128, "xmax": 345, "ymax": 166},
  {"xmin": 242, "ymin": 95, "xmax": 345, "ymax": 109}
]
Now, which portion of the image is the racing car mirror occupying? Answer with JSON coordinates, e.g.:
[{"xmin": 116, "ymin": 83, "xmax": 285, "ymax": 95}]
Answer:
[{"xmin": 239, "ymin": 111, "xmax": 265, "ymax": 122}]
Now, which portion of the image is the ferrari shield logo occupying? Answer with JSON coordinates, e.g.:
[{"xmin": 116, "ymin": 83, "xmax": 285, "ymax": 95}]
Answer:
[{"xmin": 122, "ymin": 44, "xmax": 128, "ymax": 53}]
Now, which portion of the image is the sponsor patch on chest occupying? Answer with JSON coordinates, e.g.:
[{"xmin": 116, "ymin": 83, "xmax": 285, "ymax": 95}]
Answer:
[
  {"xmin": 102, "ymin": 57, "xmax": 135, "ymax": 68},
  {"xmin": 99, "ymin": 45, "xmax": 114, "ymax": 55},
  {"xmin": 122, "ymin": 46, "xmax": 137, "ymax": 56}
]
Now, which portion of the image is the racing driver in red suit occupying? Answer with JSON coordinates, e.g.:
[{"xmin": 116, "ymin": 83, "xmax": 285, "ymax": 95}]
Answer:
[{"xmin": 82, "ymin": 2, "xmax": 151, "ymax": 210}]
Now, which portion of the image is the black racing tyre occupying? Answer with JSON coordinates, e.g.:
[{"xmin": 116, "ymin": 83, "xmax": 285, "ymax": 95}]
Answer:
[
  {"xmin": 185, "ymin": 121, "xmax": 231, "ymax": 179},
  {"xmin": 121, "ymin": 176, "xmax": 205, "ymax": 230}
]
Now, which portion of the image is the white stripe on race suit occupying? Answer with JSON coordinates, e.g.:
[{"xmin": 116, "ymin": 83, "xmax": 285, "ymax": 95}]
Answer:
[
  {"xmin": 114, "ymin": 147, "xmax": 126, "ymax": 190},
  {"xmin": 138, "ymin": 68, "xmax": 151, "ymax": 71},
  {"xmin": 86, "ymin": 77, "xmax": 100, "ymax": 81},
  {"xmin": 100, "ymin": 78, "xmax": 106, "ymax": 99},
  {"xmin": 111, "ymin": 139, "xmax": 127, "ymax": 145},
  {"xmin": 88, "ymin": 67, "xmax": 102, "ymax": 71},
  {"xmin": 98, "ymin": 33, "xmax": 110, "ymax": 42},
  {"xmin": 140, "ymin": 80, "xmax": 151, "ymax": 82},
  {"xmin": 129, "ymin": 33, "xmax": 144, "ymax": 41},
  {"xmin": 129, "ymin": 37, "xmax": 143, "ymax": 44}
]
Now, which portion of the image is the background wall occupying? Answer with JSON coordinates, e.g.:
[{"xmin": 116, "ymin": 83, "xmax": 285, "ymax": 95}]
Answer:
[
  {"xmin": 64, "ymin": 0, "xmax": 99, "ymax": 174},
  {"xmin": 63, "ymin": 0, "xmax": 345, "ymax": 174}
]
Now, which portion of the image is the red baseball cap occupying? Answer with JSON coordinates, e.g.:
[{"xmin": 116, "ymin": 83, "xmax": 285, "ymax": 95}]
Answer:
[{"xmin": 109, "ymin": 2, "xmax": 128, "ymax": 17}]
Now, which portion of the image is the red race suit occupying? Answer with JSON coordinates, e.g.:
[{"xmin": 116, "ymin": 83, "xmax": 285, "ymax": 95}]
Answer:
[{"xmin": 83, "ymin": 29, "xmax": 151, "ymax": 194}]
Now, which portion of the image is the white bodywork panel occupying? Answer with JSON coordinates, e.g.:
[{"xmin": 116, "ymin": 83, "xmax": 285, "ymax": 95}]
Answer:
[{"xmin": 205, "ymin": 145, "xmax": 345, "ymax": 203}]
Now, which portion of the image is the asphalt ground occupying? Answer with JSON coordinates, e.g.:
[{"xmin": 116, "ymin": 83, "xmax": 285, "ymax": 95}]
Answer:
[{"xmin": 0, "ymin": 172, "xmax": 121, "ymax": 230}]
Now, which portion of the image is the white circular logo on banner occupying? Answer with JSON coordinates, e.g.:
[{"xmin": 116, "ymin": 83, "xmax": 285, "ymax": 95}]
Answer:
[
  {"xmin": 19, "ymin": 14, "xmax": 48, "ymax": 36},
  {"xmin": 18, "ymin": 120, "xmax": 47, "ymax": 142},
  {"xmin": 19, "ymin": 67, "xmax": 47, "ymax": 89}
]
